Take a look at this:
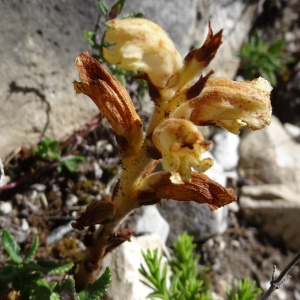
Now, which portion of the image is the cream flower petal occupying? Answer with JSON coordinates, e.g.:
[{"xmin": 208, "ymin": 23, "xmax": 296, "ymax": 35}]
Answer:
[
  {"xmin": 103, "ymin": 18, "xmax": 183, "ymax": 89},
  {"xmin": 152, "ymin": 118, "xmax": 213, "ymax": 183}
]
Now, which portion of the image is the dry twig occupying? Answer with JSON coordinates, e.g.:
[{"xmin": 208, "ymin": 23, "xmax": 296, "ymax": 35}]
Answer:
[{"xmin": 260, "ymin": 249, "xmax": 300, "ymax": 300}]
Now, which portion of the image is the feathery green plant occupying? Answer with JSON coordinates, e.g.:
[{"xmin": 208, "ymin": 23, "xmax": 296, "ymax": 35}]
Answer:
[
  {"xmin": 140, "ymin": 232, "xmax": 262, "ymax": 300},
  {"xmin": 139, "ymin": 232, "xmax": 212, "ymax": 300},
  {"xmin": 227, "ymin": 278, "xmax": 262, "ymax": 300}
]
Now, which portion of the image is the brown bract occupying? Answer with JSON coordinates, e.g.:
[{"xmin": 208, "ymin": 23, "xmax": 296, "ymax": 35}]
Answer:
[
  {"xmin": 137, "ymin": 171, "xmax": 236, "ymax": 211},
  {"xmin": 177, "ymin": 21, "xmax": 223, "ymax": 90},
  {"xmin": 71, "ymin": 201, "xmax": 115, "ymax": 230},
  {"xmin": 73, "ymin": 52, "xmax": 143, "ymax": 155}
]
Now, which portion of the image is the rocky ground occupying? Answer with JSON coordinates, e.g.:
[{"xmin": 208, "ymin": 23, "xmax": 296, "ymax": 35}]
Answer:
[
  {"xmin": 0, "ymin": 115, "xmax": 299, "ymax": 300},
  {"xmin": 0, "ymin": 0, "xmax": 300, "ymax": 299}
]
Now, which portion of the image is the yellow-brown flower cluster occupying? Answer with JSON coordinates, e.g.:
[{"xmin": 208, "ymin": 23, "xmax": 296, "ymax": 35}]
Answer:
[{"xmin": 73, "ymin": 18, "xmax": 272, "ymax": 218}]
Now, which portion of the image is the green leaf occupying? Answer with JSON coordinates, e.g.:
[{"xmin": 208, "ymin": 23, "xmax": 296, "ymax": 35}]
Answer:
[
  {"xmin": 97, "ymin": 0, "xmax": 109, "ymax": 15},
  {"xmin": 1, "ymin": 229, "xmax": 22, "ymax": 264},
  {"xmin": 78, "ymin": 267, "xmax": 111, "ymax": 300},
  {"xmin": 23, "ymin": 236, "xmax": 39, "ymax": 263},
  {"xmin": 83, "ymin": 31, "xmax": 100, "ymax": 50},
  {"xmin": 36, "ymin": 261, "xmax": 74, "ymax": 274},
  {"xmin": 121, "ymin": 12, "xmax": 144, "ymax": 19}
]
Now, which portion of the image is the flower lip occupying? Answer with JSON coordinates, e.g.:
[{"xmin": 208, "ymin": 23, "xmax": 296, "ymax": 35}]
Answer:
[{"xmin": 152, "ymin": 118, "xmax": 213, "ymax": 183}]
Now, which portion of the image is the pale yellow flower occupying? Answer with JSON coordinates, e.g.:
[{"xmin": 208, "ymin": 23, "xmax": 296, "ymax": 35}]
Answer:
[
  {"xmin": 104, "ymin": 18, "xmax": 183, "ymax": 89},
  {"xmin": 171, "ymin": 77, "xmax": 272, "ymax": 134}
]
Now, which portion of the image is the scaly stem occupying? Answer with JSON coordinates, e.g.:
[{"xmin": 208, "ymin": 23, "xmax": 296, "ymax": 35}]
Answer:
[{"xmin": 75, "ymin": 144, "xmax": 153, "ymax": 289}]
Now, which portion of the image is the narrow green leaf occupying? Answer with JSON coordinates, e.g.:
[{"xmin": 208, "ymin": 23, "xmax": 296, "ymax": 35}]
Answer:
[
  {"xmin": 1, "ymin": 229, "xmax": 22, "ymax": 264},
  {"xmin": 36, "ymin": 261, "xmax": 74, "ymax": 274},
  {"xmin": 97, "ymin": 0, "xmax": 109, "ymax": 15},
  {"xmin": 23, "ymin": 236, "xmax": 39, "ymax": 263}
]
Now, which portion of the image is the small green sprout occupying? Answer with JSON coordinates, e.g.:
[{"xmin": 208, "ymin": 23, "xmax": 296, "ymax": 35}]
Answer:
[
  {"xmin": 226, "ymin": 278, "xmax": 262, "ymax": 300},
  {"xmin": 237, "ymin": 30, "xmax": 293, "ymax": 85},
  {"xmin": 35, "ymin": 137, "xmax": 84, "ymax": 173}
]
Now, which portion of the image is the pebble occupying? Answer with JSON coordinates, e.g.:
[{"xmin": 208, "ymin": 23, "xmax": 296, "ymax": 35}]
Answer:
[
  {"xmin": 65, "ymin": 193, "xmax": 78, "ymax": 207},
  {"xmin": 46, "ymin": 221, "xmax": 73, "ymax": 244},
  {"xmin": 30, "ymin": 183, "xmax": 47, "ymax": 192},
  {"xmin": 21, "ymin": 218, "xmax": 29, "ymax": 231},
  {"xmin": 0, "ymin": 201, "xmax": 13, "ymax": 214}
]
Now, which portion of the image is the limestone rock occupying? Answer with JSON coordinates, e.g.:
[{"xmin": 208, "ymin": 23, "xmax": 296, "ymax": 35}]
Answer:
[
  {"xmin": 122, "ymin": 0, "xmax": 197, "ymax": 56},
  {"xmin": 194, "ymin": 0, "xmax": 259, "ymax": 79},
  {"xmin": 238, "ymin": 115, "xmax": 300, "ymax": 193},
  {"xmin": 240, "ymin": 184, "xmax": 300, "ymax": 250},
  {"xmin": 102, "ymin": 234, "xmax": 169, "ymax": 300},
  {"xmin": 134, "ymin": 206, "xmax": 170, "ymax": 244},
  {"xmin": 212, "ymin": 129, "xmax": 240, "ymax": 171},
  {"xmin": 0, "ymin": 0, "xmax": 99, "ymax": 159}
]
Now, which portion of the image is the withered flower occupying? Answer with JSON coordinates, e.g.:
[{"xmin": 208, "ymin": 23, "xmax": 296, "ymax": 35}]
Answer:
[{"xmin": 73, "ymin": 52, "xmax": 143, "ymax": 155}]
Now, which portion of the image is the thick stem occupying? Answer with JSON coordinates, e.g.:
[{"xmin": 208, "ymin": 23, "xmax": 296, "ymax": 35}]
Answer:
[{"xmin": 74, "ymin": 145, "xmax": 153, "ymax": 289}]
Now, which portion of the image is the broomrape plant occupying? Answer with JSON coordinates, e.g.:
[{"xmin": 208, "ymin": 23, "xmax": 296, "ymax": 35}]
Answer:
[{"xmin": 72, "ymin": 17, "xmax": 272, "ymax": 288}]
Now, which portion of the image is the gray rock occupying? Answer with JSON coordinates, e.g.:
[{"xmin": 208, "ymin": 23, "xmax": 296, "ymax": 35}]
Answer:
[
  {"xmin": 158, "ymin": 201, "xmax": 228, "ymax": 245},
  {"xmin": 0, "ymin": 0, "xmax": 99, "ymax": 158},
  {"xmin": 240, "ymin": 184, "xmax": 300, "ymax": 250},
  {"xmin": 46, "ymin": 221, "xmax": 73, "ymax": 244},
  {"xmin": 194, "ymin": 0, "xmax": 259, "ymax": 79},
  {"xmin": 238, "ymin": 115, "xmax": 300, "ymax": 193},
  {"xmin": 158, "ymin": 155, "xmax": 229, "ymax": 245},
  {"xmin": 102, "ymin": 234, "xmax": 169, "ymax": 300},
  {"xmin": 134, "ymin": 206, "xmax": 170, "ymax": 244},
  {"xmin": 122, "ymin": 0, "xmax": 197, "ymax": 56}
]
